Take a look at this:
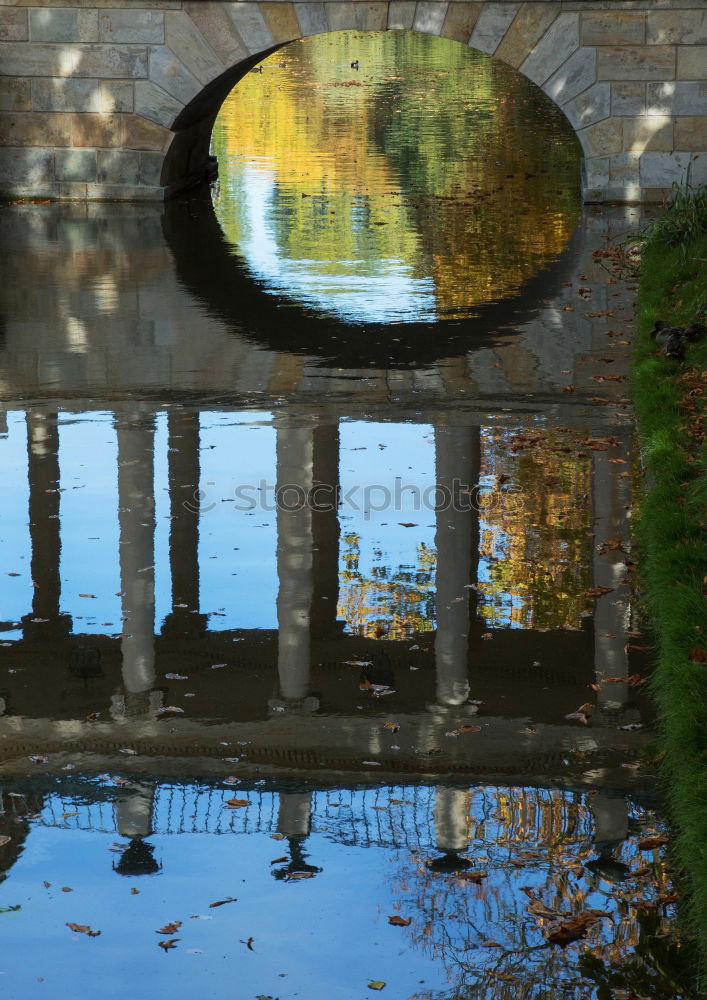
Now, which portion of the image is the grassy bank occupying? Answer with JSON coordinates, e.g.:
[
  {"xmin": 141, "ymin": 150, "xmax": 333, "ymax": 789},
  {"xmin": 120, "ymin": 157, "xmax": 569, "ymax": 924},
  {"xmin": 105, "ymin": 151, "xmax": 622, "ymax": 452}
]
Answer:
[{"xmin": 632, "ymin": 190, "xmax": 707, "ymax": 974}]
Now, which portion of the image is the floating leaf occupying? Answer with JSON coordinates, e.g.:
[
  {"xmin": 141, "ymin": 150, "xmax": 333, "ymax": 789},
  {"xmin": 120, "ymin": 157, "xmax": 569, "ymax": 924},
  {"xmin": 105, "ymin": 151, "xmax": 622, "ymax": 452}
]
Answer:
[
  {"xmin": 445, "ymin": 725, "xmax": 481, "ymax": 737},
  {"xmin": 156, "ymin": 922, "xmax": 182, "ymax": 934},
  {"xmin": 0, "ymin": 836, "xmax": 11, "ymax": 847},
  {"xmin": 209, "ymin": 897, "xmax": 237, "ymax": 908},
  {"xmin": 223, "ymin": 799, "xmax": 250, "ymax": 809},
  {"xmin": 66, "ymin": 923, "xmax": 100, "ymax": 937},
  {"xmin": 158, "ymin": 938, "xmax": 179, "ymax": 951},
  {"xmin": 388, "ymin": 915, "xmax": 411, "ymax": 926},
  {"xmin": 368, "ymin": 983, "xmax": 386, "ymax": 991},
  {"xmin": 638, "ymin": 835, "xmax": 668, "ymax": 850}
]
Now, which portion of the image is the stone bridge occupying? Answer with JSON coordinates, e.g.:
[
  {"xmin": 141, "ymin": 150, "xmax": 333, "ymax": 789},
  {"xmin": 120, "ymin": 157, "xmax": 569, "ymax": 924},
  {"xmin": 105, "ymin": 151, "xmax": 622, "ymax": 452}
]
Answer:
[{"xmin": 0, "ymin": 0, "xmax": 706, "ymax": 203}]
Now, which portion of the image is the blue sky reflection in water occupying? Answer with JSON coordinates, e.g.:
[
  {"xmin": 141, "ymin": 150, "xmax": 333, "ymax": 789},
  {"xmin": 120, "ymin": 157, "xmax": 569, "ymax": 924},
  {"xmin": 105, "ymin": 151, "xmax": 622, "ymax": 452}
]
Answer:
[{"xmin": 212, "ymin": 30, "xmax": 582, "ymax": 325}]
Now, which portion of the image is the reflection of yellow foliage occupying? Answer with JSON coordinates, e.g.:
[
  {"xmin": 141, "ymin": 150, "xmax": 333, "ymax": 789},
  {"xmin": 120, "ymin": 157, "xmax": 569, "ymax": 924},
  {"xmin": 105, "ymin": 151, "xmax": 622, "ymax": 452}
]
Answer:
[{"xmin": 212, "ymin": 30, "xmax": 581, "ymax": 318}]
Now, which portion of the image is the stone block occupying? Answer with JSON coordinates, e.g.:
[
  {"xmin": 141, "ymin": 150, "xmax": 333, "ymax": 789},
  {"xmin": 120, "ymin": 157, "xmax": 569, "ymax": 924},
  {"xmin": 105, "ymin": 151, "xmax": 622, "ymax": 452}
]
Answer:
[
  {"xmin": 97, "ymin": 148, "xmax": 140, "ymax": 184},
  {"xmin": 139, "ymin": 150, "xmax": 164, "ymax": 186},
  {"xmin": 183, "ymin": 1, "xmax": 250, "ymax": 67},
  {"xmin": 469, "ymin": 3, "xmax": 520, "ymax": 56},
  {"xmin": 32, "ymin": 78, "xmax": 103, "ymax": 113},
  {"xmin": 495, "ymin": 3, "xmax": 557, "ymax": 69},
  {"xmin": 519, "ymin": 12, "xmax": 579, "ymax": 86},
  {"xmin": 581, "ymin": 12, "xmax": 645, "ymax": 47},
  {"xmin": 71, "ymin": 112, "xmax": 123, "ymax": 148},
  {"xmin": 85, "ymin": 183, "xmax": 164, "ymax": 202},
  {"xmin": 165, "ymin": 11, "xmax": 225, "ymax": 85},
  {"xmin": 0, "ymin": 146, "xmax": 54, "ymax": 187},
  {"xmin": 623, "ymin": 116, "xmax": 674, "ymax": 152},
  {"xmin": 99, "ymin": 9, "xmax": 164, "ymax": 44},
  {"xmin": 295, "ymin": 1, "xmax": 327, "ymax": 35},
  {"xmin": 0, "ymin": 78, "xmax": 31, "ymax": 111},
  {"xmin": 55, "ymin": 147, "xmax": 97, "ymax": 182},
  {"xmin": 388, "ymin": 0, "xmax": 416, "ymax": 31},
  {"xmin": 611, "ymin": 82, "xmax": 645, "ymax": 117},
  {"xmin": 677, "ymin": 46, "xmax": 707, "ymax": 81},
  {"xmin": 577, "ymin": 116, "xmax": 623, "ymax": 157},
  {"xmin": 413, "ymin": 2, "xmax": 448, "ymax": 36},
  {"xmin": 149, "ymin": 46, "xmax": 201, "ymax": 105},
  {"xmin": 674, "ymin": 116, "xmax": 707, "ymax": 150},
  {"xmin": 647, "ymin": 81, "xmax": 707, "ymax": 116},
  {"xmin": 563, "ymin": 82, "xmax": 610, "ymax": 129},
  {"xmin": 597, "ymin": 46, "xmax": 676, "ymax": 82},
  {"xmin": 261, "ymin": 3, "xmax": 301, "ymax": 43},
  {"xmin": 0, "ymin": 7, "xmax": 27, "ymax": 41},
  {"xmin": 647, "ymin": 10, "xmax": 707, "ymax": 46},
  {"xmin": 326, "ymin": 3, "xmax": 387, "ymax": 32},
  {"xmin": 122, "ymin": 112, "xmax": 172, "ymax": 151},
  {"xmin": 545, "ymin": 46, "xmax": 596, "ymax": 106},
  {"xmin": 439, "ymin": 3, "xmax": 481, "ymax": 43},
  {"xmin": 71, "ymin": 45, "xmax": 149, "ymax": 80},
  {"xmin": 582, "ymin": 155, "xmax": 610, "ymax": 191},
  {"xmin": 609, "ymin": 151, "xmax": 641, "ymax": 187},
  {"xmin": 0, "ymin": 111, "xmax": 72, "ymax": 147},
  {"xmin": 639, "ymin": 150, "xmax": 692, "ymax": 187},
  {"xmin": 100, "ymin": 81, "xmax": 134, "ymax": 114},
  {"xmin": 0, "ymin": 42, "xmax": 78, "ymax": 77},
  {"xmin": 134, "ymin": 80, "xmax": 183, "ymax": 129},
  {"xmin": 29, "ymin": 8, "xmax": 98, "ymax": 43},
  {"xmin": 225, "ymin": 3, "xmax": 274, "ymax": 53}
]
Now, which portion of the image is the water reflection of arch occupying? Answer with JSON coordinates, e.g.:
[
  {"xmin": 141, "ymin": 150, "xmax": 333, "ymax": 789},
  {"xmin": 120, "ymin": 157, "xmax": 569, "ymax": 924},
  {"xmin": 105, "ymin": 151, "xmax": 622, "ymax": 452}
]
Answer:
[{"xmin": 163, "ymin": 190, "xmax": 581, "ymax": 369}]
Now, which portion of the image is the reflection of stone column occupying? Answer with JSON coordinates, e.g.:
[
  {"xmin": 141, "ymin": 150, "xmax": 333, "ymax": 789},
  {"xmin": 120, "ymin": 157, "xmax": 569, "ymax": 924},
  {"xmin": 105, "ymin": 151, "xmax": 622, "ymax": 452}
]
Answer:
[
  {"xmin": 271, "ymin": 418, "xmax": 318, "ymax": 712},
  {"xmin": 433, "ymin": 426, "xmax": 480, "ymax": 707},
  {"xmin": 113, "ymin": 782, "xmax": 160, "ymax": 877},
  {"xmin": 311, "ymin": 422, "xmax": 341, "ymax": 639},
  {"xmin": 23, "ymin": 410, "xmax": 71, "ymax": 637},
  {"xmin": 162, "ymin": 410, "xmax": 207, "ymax": 638},
  {"xmin": 434, "ymin": 787, "xmax": 470, "ymax": 853},
  {"xmin": 277, "ymin": 792, "xmax": 312, "ymax": 837},
  {"xmin": 591, "ymin": 793, "xmax": 629, "ymax": 848},
  {"xmin": 112, "ymin": 408, "xmax": 159, "ymax": 718},
  {"xmin": 592, "ymin": 443, "xmax": 632, "ymax": 711}
]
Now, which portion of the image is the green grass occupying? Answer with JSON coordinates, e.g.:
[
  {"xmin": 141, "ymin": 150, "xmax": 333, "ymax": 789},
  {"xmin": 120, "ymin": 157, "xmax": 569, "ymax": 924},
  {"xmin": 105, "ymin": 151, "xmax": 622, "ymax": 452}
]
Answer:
[{"xmin": 632, "ymin": 192, "xmax": 707, "ymax": 984}]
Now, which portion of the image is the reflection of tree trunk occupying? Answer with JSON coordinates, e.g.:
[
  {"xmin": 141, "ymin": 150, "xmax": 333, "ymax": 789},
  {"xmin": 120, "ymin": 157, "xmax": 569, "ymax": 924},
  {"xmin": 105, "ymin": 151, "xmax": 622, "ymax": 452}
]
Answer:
[
  {"xmin": 24, "ymin": 411, "xmax": 69, "ymax": 635},
  {"xmin": 115, "ymin": 408, "xmax": 157, "ymax": 716},
  {"xmin": 592, "ymin": 442, "xmax": 632, "ymax": 710},
  {"xmin": 434, "ymin": 787, "xmax": 470, "ymax": 853},
  {"xmin": 276, "ymin": 419, "xmax": 314, "ymax": 702},
  {"xmin": 434, "ymin": 426, "xmax": 480, "ymax": 707},
  {"xmin": 163, "ymin": 410, "xmax": 206, "ymax": 637},
  {"xmin": 311, "ymin": 422, "xmax": 340, "ymax": 639}
]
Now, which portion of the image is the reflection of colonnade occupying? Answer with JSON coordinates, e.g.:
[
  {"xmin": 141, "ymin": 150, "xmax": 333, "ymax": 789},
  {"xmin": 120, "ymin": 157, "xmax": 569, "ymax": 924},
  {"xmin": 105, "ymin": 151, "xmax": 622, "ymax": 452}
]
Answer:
[{"xmin": 12, "ymin": 407, "xmax": 634, "ymax": 720}]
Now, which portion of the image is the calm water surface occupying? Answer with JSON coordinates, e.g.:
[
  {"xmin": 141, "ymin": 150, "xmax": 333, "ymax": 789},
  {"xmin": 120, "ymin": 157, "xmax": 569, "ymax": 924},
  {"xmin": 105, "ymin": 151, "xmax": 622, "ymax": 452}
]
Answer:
[{"xmin": 0, "ymin": 31, "xmax": 694, "ymax": 1000}]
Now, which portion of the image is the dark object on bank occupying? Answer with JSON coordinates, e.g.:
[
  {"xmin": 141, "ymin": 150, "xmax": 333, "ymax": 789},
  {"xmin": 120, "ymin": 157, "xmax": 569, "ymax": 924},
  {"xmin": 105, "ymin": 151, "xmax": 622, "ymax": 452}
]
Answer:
[
  {"xmin": 350, "ymin": 60, "xmax": 359, "ymax": 69},
  {"xmin": 649, "ymin": 318, "xmax": 705, "ymax": 360}
]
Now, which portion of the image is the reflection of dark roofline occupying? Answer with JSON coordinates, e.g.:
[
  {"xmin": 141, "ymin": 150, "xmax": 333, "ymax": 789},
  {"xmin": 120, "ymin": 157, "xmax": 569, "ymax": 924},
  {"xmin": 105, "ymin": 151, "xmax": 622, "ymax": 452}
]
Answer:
[{"xmin": 162, "ymin": 188, "xmax": 582, "ymax": 369}]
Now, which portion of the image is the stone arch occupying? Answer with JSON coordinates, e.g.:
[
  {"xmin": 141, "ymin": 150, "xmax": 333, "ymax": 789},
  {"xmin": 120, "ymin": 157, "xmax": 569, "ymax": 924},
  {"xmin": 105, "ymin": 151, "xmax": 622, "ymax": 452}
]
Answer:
[{"xmin": 156, "ymin": 2, "xmax": 602, "ymax": 199}]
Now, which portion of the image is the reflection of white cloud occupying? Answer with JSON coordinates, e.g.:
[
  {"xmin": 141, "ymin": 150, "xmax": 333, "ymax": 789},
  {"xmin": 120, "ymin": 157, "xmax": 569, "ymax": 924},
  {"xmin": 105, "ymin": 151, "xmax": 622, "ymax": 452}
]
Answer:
[{"xmin": 239, "ymin": 164, "xmax": 438, "ymax": 324}]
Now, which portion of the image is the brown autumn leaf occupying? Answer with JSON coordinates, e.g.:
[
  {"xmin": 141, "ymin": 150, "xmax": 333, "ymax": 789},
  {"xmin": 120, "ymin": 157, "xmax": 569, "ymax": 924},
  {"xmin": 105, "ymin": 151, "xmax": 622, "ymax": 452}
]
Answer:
[
  {"xmin": 368, "ymin": 984, "xmax": 386, "ymax": 992},
  {"xmin": 130, "ymin": 888, "xmax": 140, "ymax": 895},
  {"xmin": 582, "ymin": 585, "xmax": 614, "ymax": 597},
  {"xmin": 66, "ymin": 923, "xmax": 101, "ymax": 937},
  {"xmin": 270, "ymin": 856, "xmax": 288, "ymax": 865},
  {"xmin": 85, "ymin": 712, "xmax": 100, "ymax": 722},
  {"xmin": 158, "ymin": 938, "xmax": 179, "ymax": 951},
  {"xmin": 271, "ymin": 832, "xmax": 285, "ymax": 841},
  {"xmin": 465, "ymin": 871, "xmax": 488, "ymax": 884},
  {"xmin": 78, "ymin": 593, "xmax": 97, "ymax": 599},
  {"xmin": 445, "ymin": 725, "xmax": 481, "ymax": 736},
  {"xmin": 285, "ymin": 872, "xmax": 315, "ymax": 881},
  {"xmin": 223, "ymin": 799, "xmax": 250, "ymax": 809},
  {"xmin": 639, "ymin": 835, "xmax": 669, "ymax": 850},
  {"xmin": 528, "ymin": 899, "xmax": 562, "ymax": 919},
  {"xmin": 209, "ymin": 897, "xmax": 237, "ymax": 908},
  {"xmin": 156, "ymin": 922, "xmax": 182, "ymax": 934},
  {"xmin": 388, "ymin": 915, "xmax": 412, "ymax": 926},
  {"xmin": 689, "ymin": 647, "xmax": 707, "ymax": 664},
  {"xmin": 0, "ymin": 836, "xmax": 11, "ymax": 847},
  {"xmin": 398, "ymin": 523, "xmax": 418, "ymax": 528},
  {"xmin": 384, "ymin": 722, "xmax": 400, "ymax": 733},
  {"xmin": 546, "ymin": 911, "xmax": 606, "ymax": 946}
]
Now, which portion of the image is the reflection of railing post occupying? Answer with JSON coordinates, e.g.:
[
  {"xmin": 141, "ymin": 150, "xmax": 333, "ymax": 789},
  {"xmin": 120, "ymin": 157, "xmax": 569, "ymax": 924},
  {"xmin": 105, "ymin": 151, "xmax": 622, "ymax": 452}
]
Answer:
[
  {"xmin": 162, "ymin": 410, "xmax": 207, "ymax": 638},
  {"xmin": 22, "ymin": 410, "xmax": 71, "ymax": 638},
  {"xmin": 113, "ymin": 782, "xmax": 160, "ymax": 877},
  {"xmin": 112, "ymin": 407, "xmax": 159, "ymax": 718},
  {"xmin": 592, "ymin": 442, "xmax": 632, "ymax": 711},
  {"xmin": 433, "ymin": 425, "xmax": 480, "ymax": 708},
  {"xmin": 311, "ymin": 421, "xmax": 341, "ymax": 639},
  {"xmin": 270, "ymin": 416, "xmax": 318, "ymax": 712}
]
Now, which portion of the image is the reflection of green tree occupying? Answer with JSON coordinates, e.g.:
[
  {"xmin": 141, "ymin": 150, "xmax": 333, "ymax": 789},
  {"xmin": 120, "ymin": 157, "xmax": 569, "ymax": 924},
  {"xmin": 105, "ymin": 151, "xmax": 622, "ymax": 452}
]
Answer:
[
  {"xmin": 211, "ymin": 30, "xmax": 581, "ymax": 319},
  {"xmin": 339, "ymin": 533, "xmax": 436, "ymax": 639}
]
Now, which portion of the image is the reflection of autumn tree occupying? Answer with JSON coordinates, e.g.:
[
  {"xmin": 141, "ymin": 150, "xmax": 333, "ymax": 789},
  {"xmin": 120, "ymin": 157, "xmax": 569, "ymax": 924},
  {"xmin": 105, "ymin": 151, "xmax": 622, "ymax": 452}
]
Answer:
[
  {"xmin": 339, "ymin": 533, "xmax": 436, "ymax": 639},
  {"xmin": 389, "ymin": 787, "xmax": 680, "ymax": 999},
  {"xmin": 211, "ymin": 31, "xmax": 580, "ymax": 318},
  {"xmin": 478, "ymin": 427, "xmax": 592, "ymax": 629}
]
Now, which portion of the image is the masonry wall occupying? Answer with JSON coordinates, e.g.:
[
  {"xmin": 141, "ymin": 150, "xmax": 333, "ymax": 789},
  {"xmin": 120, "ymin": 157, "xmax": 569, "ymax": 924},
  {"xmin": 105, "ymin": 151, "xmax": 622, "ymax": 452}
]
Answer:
[{"xmin": 1, "ymin": 0, "xmax": 706, "ymax": 202}]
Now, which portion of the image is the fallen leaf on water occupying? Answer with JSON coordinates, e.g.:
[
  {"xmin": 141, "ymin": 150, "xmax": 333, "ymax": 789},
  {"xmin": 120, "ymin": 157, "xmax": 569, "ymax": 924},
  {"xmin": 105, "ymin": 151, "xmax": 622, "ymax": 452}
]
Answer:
[
  {"xmin": 271, "ymin": 832, "xmax": 285, "ymax": 841},
  {"xmin": 85, "ymin": 712, "xmax": 100, "ymax": 722},
  {"xmin": 632, "ymin": 866, "xmax": 651, "ymax": 877},
  {"xmin": 156, "ymin": 922, "xmax": 182, "ymax": 934},
  {"xmin": 240, "ymin": 937, "xmax": 255, "ymax": 950},
  {"xmin": 546, "ymin": 911, "xmax": 606, "ymax": 946},
  {"xmin": 156, "ymin": 706, "xmax": 184, "ymax": 715},
  {"xmin": 164, "ymin": 673, "xmax": 188, "ymax": 680},
  {"xmin": 158, "ymin": 938, "xmax": 179, "ymax": 951},
  {"xmin": 638, "ymin": 835, "xmax": 668, "ymax": 850},
  {"xmin": 388, "ymin": 915, "xmax": 411, "ymax": 926},
  {"xmin": 582, "ymin": 586, "xmax": 614, "ymax": 597},
  {"xmin": 384, "ymin": 722, "xmax": 399, "ymax": 733},
  {"xmin": 118, "ymin": 748, "xmax": 138, "ymax": 755},
  {"xmin": 223, "ymin": 799, "xmax": 250, "ymax": 809},
  {"xmin": 270, "ymin": 857, "xmax": 288, "ymax": 865},
  {"xmin": 528, "ymin": 899, "xmax": 561, "ymax": 919},
  {"xmin": 66, "ymin": 923, "xmax": 100, "ymax": 937},
  {"xmin": 209, "ymin": 897, "xmax": 237, "ymax": 908},
  {"xmin": 398, "ymin": 522, "xmax": 418, "ymax": 528},
  {"xmin": 619, "ymin": 722, "xmax": 644, "ymax": 731},
  {"xmin": 689, "ymin": 647, "xmax": 707, "ymax": 664},
  {"xmin": 78, "ymin": 594, "xmax": 96, "ymax": 599},
  {"xmin": 445, "ymin": 725, "xmax": 481, "ymax": 736},
  {"xmin": 61, "ymin": 887, "xmax": 73, "ymax": 892},
  {"xmin": 0, "ymin": 836, "xmax": 11, "ymax": 847},
  {"xmin": 368, "ymin": 984, "xmax": 386, "ymax": 991},
  {"xmin": 285, "ymin": 872, "xmax": 314, "ymax": 881},
  {"xmin": 130, "ymin": 888, "xmax": 139, "ymax": 894}
]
